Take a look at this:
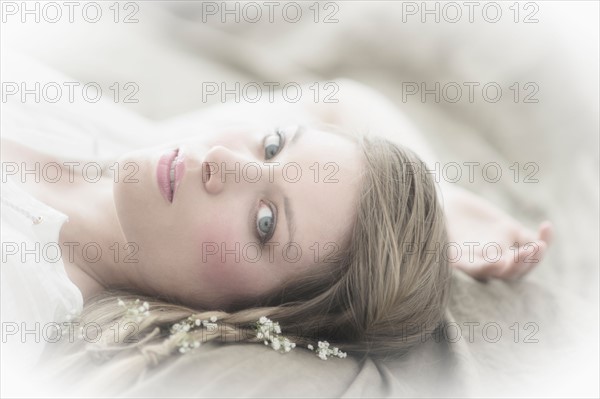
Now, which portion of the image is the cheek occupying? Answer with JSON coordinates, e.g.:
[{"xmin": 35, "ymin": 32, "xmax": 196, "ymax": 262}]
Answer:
[
  {"xmin": 197, "ymin": 218, "xmax": 243, "ymax": 284},
  {"xmin": 113, "ymin": 154, "xmax": 160, "ymax": 243},
  {"xmin": 197, "ymin": 220, "xmax": 271, "ymax": 297}
]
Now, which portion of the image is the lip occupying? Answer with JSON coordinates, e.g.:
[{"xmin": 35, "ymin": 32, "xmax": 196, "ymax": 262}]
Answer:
[{"xmin": 157, "ymin": 148, "xmax": 179, "ymax": 203}]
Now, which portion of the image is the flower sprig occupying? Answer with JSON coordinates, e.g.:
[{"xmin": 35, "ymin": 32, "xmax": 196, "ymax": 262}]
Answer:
[
  {"xmin": 164, "ymin": 312, "xmax": 347, "ymax": 360},
  {"xmin": 170, "ymin": 315, "xmax": 219, "ymax": 354},
  {"xmin": 307, "ymin": 341, "xmax": 347, "ymax": 360},
  {"xmin": 113, "ymin": 299, "xmax": 349, "ymax": 360},
  {"xmin": 117, "ymin": 298, "xmax": 149, "ymax": 322},
  {"xmin": 254, "ymin": 316, "xmax": 296, "ymax": 353}
]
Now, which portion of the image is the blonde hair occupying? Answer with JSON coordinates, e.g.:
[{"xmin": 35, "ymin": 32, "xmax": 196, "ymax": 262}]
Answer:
[{"xmin": 40, "ymin": 130, "xmax": 452, "ymax": 391}]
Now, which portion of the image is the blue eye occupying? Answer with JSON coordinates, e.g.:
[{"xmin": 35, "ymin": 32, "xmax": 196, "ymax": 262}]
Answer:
[
  {"xmin": 256, "ymin": 201, "xmax": 276, "ymax": 244},
  {"xmin": 264, "ymin": 129, "xmax": 284, "ymax": 160}
]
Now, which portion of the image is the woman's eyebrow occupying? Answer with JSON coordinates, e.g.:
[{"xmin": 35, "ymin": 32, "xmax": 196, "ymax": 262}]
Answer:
[
  {"xmin": 289, "ymin": 124, "xmax": 305, "ymax": 147},
  {"xmin": 281, "ymin": 125, "xmax": 304, "ymax": 245},
  {"xmin": 284, "ymin": 195, "xmax": 295, "ymax": 245}
]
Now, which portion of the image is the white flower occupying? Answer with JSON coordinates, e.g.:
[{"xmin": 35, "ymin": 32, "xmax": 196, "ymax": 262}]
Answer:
[
  {"xmin": 312, "ymin": 341, "xmax": 347, "ymax": 360},
  {"xmin": 118, "ymin": 298, "xmax": 150, "ymax": 322},
  {"xmin": 210, "ymin": 316, "xmax": 217, "ymax": 322},
  {"xmin": 254, "ymin": 317, "xmax": 297, "ymax": 355},
  {"xmin": 307, "ymin": 344, "xmax": 314, "ymax": 350}
]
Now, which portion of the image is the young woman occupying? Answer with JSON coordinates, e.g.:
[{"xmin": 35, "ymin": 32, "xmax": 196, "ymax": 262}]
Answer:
[{"xmin": 1, "ymin": 79, "xmax": 553, "ymax": 389}]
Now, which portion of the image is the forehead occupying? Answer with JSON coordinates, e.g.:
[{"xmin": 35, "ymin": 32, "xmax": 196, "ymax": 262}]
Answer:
[{"xmin": 279, "ymin": 127, "xmax": 363, "ymax": 265}]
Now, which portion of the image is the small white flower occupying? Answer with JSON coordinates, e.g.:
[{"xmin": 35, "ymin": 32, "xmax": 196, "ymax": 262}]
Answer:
[
  {"xmin": 118, "ymin": 298, "xmax": 151, "ymax": 323},
  {"xmin": 307, "ymin": 344, "xmax": 314, "ymax": 350},
  {"xmin": 307, "ymin": 341, "xmax": 347, "ymax": 360},
  {"xmin": 253, "ymin": 317, "xmax": 297, "ymax": 355},
  {"xmin": 209, "ymin": 316, "xmax": 217, "ymax": 322}
]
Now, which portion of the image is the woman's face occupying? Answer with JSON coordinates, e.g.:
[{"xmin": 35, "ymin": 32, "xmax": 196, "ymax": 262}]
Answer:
[{"xmin": 113, "ymin": 125, "xmax": 363, "ymax": 309}]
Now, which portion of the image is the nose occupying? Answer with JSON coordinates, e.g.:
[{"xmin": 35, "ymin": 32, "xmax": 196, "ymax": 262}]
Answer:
[{"xmin": 202, "ymin": 145, "xmax": 259, "ymax": 195}]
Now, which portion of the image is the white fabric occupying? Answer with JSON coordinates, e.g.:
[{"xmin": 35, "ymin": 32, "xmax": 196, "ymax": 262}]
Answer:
[{"xmin": 0, "ymin": 176, "xmax": 84, "ymax": 395}]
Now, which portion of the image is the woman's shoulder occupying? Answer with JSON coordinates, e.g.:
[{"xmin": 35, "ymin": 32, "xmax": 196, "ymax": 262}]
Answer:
[
  {"xmin": 1, "ymin": 176, "xmax": 84, "ymax": 326},
  {"xmin": 1, "ymin": 178, "xmax": 84, "ymax": 377}
]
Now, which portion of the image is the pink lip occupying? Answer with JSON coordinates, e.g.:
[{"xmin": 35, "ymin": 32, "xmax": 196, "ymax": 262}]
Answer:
[{"xmin": 157, "ymin": 148, "xmax": 178, "ymax": 203}]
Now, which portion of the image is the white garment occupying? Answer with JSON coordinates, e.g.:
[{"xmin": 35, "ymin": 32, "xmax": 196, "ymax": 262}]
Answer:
[{"xmin": 1, "ymin": 176, "xmax": 84, "ymax": 395}]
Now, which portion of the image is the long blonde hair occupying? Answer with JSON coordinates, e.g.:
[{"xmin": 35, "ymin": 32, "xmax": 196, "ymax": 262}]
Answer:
[{"xmin": 39, "ymin": 130, "xmax": 452, "ymax": 392}]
